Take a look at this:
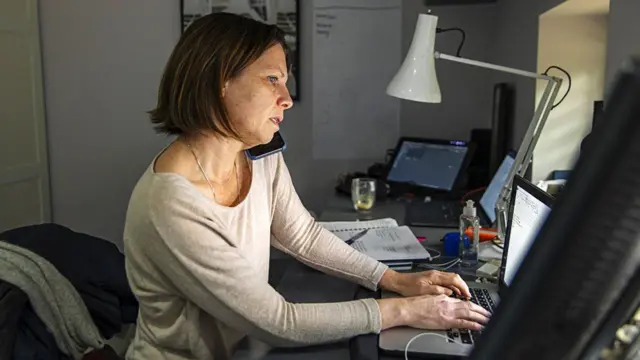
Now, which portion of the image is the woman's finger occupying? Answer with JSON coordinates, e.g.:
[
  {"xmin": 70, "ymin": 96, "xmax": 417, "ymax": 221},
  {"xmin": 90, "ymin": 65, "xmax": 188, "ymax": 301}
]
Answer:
[
  {"xmin": 425, "ymin": 285, "xmax": 453, "ymax": 296},
  {"xmin": 431, "ymin": 285, "xmax": 453, "ymax": 296},
  {"xmin": 467, "ymin": 301, "xmax": 492, "ymax": 317},
  {"xmin": 435, "ymin": 272, "xmax": 471, "ymax": 298},
  {"xmin": 449, "ymin": 285, "xmax": 461, "ymax": 296},
  {"xmin": 453, "ymin": 318, "xmax": 483, "ymax": 331},
  {"xmin": 453, "ymin": 306, "xmax": 490, "ymax": 325}
]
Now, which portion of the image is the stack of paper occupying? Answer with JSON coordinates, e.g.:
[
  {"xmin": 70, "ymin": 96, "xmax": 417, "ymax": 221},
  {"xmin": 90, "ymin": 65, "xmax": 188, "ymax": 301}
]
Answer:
[{"xmin": 319, "ymin": 219, "xmax": 432, "ymax": 263}]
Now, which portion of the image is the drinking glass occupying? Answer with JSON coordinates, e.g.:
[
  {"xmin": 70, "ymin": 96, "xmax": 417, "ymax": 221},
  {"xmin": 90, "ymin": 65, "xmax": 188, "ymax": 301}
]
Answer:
[{"xmin": 351, "ymin": 178, "xmax": 376, "ymax": 212}]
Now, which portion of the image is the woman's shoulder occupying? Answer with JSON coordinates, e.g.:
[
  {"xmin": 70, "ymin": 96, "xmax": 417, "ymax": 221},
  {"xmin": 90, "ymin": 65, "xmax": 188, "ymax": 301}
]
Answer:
[{"xmin": 125, "ymin": 164, "xmax": 208, "ymax": 226}]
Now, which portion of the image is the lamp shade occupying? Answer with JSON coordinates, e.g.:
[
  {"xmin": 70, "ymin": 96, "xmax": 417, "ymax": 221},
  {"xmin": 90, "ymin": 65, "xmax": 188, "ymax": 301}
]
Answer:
[{"xmin": 386, "ymin": 13, "xmax": 441, "ymax": 103}]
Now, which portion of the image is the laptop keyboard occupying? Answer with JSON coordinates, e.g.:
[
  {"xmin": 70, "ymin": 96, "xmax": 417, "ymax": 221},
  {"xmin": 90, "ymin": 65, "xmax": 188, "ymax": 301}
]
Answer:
[
  {"xmin": 446, "ymin": 288, "xmax": 496, "ymax": 344},
  {"xmin": 470, "ymin": 288, "xmax": 496, "ymax": 313},
  {"xmin": 406, "ymin": 201, "xmax": 460, "ymax": 227}
]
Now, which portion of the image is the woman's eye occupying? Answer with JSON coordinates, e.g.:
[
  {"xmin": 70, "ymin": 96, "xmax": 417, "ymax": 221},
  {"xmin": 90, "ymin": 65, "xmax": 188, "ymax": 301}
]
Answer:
[{"xmin": 267, "ymin": 76, "xmax": 278, "ymax": 84}]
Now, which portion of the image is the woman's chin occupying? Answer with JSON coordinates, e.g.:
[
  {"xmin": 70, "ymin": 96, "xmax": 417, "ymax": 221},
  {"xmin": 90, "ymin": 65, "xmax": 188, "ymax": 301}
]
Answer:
[
  {"xmin": 242, "ymin": 132, "xmax": 276, "ymax": 149},
  {"xmin": 259, "ymin": 130, "xmax": 277, "ymax": 144}
]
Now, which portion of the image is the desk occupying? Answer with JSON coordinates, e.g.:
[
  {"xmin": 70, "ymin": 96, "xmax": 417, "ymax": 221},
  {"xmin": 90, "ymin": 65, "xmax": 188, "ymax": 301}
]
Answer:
[{"xmin": 234, "ymin": 195, "xmax": 485, "ymax": 360}]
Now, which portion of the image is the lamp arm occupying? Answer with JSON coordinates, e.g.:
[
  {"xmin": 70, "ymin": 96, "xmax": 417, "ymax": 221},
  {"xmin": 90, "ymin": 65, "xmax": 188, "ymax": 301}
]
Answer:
[
  {"xmin": 494, "ymin": 80, "xmax": 561, "ymax": 241},
  {"xmin": 519, "ymin": 81, "xmax": 561, "ymax": 173},
  {"xmin": 436, "ymin": 52, "xmax": 556, "ymax": 81},
  {"xmin": 435, "ymin": 51, "xmax": 563, "ymax": 241}
]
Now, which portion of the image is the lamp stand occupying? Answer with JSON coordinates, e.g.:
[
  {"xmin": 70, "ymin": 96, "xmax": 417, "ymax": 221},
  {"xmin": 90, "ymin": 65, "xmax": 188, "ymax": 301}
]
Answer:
[{"xmin": 435, "ymin": 52, "xmax": 563, "ymax": 242}]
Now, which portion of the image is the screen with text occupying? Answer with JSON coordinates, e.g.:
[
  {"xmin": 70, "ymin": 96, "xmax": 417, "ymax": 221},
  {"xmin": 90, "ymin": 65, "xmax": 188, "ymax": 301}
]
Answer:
[{"xmin": 503, "ymin": 185, "xmax": 551, "ymax": 286}]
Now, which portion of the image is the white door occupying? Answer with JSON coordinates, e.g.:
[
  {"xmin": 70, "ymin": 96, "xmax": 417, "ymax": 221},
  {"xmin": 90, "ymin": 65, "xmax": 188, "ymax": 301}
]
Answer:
[{"xmin": 0, "ymin": 0, "xmax": 51, "ymax": 232}]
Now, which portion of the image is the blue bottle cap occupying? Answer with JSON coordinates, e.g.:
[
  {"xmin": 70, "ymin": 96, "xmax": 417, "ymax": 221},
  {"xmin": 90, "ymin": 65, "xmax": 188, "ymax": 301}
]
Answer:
[{"xmin": 443, "ymin": 232, "xmax": 469, "ymax": 256}]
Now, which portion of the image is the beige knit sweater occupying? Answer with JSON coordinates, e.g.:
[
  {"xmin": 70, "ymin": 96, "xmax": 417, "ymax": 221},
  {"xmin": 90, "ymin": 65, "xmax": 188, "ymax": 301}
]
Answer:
[{"xmin": 123, "ymin": 152, "xmax": 388, "ymax": 360}]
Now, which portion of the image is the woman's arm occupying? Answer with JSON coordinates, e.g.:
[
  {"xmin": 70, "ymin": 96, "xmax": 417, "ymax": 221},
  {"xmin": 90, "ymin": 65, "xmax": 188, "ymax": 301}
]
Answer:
[
  {"xmin": 264, "ymin": 155, "xmax": 489, "ymax": 332},
  {"xmin": 269, "ymin": 154, "xmax": 388, "ymax": 291},
  {"xmin": 145, "ymin": 188, "xmax": 381, "ymax": 347}
]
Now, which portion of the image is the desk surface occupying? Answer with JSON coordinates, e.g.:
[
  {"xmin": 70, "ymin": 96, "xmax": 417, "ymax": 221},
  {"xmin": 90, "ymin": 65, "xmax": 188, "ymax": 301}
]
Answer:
[{"xmin": 234, "ymin": 194, "xmax": 474, "ymax": 360}]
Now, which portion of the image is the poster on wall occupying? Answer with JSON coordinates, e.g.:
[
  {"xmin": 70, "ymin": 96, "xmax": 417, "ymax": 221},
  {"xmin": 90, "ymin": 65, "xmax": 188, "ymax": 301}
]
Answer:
[{"xmin": 180, "ymin": 0, "xmax": 300, "ymax": 101}]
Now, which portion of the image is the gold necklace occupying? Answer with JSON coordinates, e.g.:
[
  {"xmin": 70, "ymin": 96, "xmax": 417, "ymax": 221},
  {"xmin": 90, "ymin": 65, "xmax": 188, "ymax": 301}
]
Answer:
[{"xmin": 184, "ymin": 142, "xmax": 239, "ymax": 202}]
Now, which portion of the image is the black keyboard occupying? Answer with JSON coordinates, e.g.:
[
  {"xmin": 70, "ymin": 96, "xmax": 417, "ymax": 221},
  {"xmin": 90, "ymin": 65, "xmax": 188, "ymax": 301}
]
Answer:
[
  {"xmin": 471, "ymin": 288, "xmax": 496, "ymax": 312},
  {"xmin": 406, "ymin": 200, "xmax": 461, "ymax": 227},
  {"xmin": 446, "ymin": 289, "xmax": 496, "ymax": 344}
]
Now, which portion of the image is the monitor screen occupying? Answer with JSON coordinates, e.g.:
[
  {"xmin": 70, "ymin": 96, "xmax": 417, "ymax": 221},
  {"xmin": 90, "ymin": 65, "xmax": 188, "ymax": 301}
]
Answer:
[
  {"xmin": 386, "ymin": 140, "xmax": 468, "ymax": 191},
  {"xmin": 479, "ymin": 153, "xmax": 515, "ymax": 224},
  {"xmin": 503, "ymin": 183, "xmax": 552, "ymax": 286}
]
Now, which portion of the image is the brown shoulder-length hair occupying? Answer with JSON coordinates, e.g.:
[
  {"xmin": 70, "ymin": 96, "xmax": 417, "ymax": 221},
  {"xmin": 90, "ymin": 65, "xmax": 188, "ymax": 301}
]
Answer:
[{"xmin": 149, "ymin": 12, "xmax": 290, "ymax": 138}]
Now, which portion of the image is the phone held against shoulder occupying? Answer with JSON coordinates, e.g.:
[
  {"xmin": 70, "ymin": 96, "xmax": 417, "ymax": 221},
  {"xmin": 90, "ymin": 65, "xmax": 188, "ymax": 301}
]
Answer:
[{"xmin": 245, "ymin": 131, "xmax": 287, "ymax": 161}]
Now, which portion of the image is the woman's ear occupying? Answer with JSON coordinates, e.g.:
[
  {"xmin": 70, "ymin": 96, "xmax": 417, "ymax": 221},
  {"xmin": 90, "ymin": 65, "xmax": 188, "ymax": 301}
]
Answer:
[{"xmin": 222, "ymin": 82, "xmax": 229, "ymax": 98}]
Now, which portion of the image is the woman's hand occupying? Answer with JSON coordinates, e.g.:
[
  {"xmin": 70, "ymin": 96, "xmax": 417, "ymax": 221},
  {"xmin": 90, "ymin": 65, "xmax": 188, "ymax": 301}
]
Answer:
[
  {"xmin": 379, "ymin": 269, "xmax": 471, "ymax": 299},
  {"xmin": 377, "ymin": 295, "xmax": 490, "ymax": 331}
]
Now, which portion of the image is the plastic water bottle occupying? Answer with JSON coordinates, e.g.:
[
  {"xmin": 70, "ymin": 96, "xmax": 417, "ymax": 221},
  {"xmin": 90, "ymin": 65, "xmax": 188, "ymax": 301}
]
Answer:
[{"xmin": 459, "ymin": 200, "xmax": 480, "ymax": 267}]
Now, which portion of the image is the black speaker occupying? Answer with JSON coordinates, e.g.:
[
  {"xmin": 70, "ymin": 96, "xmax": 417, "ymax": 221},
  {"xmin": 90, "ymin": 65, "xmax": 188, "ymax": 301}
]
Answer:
[
  {"xmin": 490, "ymin": 82, "xmax": 516, "ymax": 175},
  {"xmin": 467, "ymin": 128, "xmax": 492, "ymax": 189}
]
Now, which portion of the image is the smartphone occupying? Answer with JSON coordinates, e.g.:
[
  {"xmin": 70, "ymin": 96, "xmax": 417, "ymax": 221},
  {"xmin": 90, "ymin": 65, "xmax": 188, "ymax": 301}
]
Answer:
[{"xmin": 245, "ymin": 131, "xmax": 287, "ymax": 160}]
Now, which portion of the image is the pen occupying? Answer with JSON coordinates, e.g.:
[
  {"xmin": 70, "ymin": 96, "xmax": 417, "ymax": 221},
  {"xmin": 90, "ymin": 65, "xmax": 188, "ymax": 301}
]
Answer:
[{"xmin": 345, "ymin": 229, "xmax": 369, "ymax": 245}]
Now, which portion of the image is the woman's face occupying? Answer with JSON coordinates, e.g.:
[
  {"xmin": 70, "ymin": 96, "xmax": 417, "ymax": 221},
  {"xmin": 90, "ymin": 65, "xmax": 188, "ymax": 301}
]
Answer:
[{"xmin": 223, "ymin": 44, "xmax": 293, "ymax": 148}]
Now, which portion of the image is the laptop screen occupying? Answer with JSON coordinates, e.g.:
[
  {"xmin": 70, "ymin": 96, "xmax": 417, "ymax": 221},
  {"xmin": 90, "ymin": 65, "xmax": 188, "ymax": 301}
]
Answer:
[
  {"xmin": 502, "ymin": 181, "xmax": 552, "ymax": 287},
  {"xmin": 479, "ymin": 154, "xmax": 516, "ymax": 224},
  {"xmin": 386, "ymin": 140, "xmax": 468, "ymax": 191}
]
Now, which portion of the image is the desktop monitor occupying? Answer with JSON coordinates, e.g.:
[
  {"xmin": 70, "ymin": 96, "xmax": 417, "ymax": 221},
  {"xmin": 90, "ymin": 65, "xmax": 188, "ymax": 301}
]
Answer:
[
  {"xmin": 469, "ymin": 57, "xmax": 640, "ymax": 360},
  {"xmin": 385, "ymin": 137, "xmax": 475, "ymax": 192}
]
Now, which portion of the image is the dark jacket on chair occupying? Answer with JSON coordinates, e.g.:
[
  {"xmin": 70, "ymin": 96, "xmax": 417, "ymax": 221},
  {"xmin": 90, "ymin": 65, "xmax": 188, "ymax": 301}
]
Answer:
[{"xmin": 0, "ymin": 223, "xmax": 138, "ymax": 360}]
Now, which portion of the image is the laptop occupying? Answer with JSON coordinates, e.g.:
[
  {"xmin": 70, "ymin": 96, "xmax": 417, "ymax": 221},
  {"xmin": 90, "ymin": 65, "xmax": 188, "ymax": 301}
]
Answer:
[
  {"xmin": 379, "ymin": 175, "xmax": 555, "ymax": 358},
  {"xmin": 385, "ymin": 137, "xmax": 476, "ymax": 195},
  {"xmin": 405, "ymin": 152, "xmax": 516, "ymax": 228}
]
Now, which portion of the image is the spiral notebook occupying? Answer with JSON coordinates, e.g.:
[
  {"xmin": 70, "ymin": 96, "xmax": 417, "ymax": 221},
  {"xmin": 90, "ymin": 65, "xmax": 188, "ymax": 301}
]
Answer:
[
  {"xmin": 318, "ymin": 218, "xmax": 399, "ymax": 241},
  {"xmin": 319, "ymin": 219, "xmax": 432, "ymax": 262}
]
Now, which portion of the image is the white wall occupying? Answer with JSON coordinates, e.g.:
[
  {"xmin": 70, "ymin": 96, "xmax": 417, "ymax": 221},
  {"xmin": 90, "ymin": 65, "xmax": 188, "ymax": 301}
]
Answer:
[
  {"xmin": 39, "ymin": 1, "xmax": 178, "ymax": 248},
  {"xmin": 533, "ymin": 12, "xmax": 608, "ymax": 181},
  {"xmin": 494, "ymin": 0, "xmax": 640, "ymax": 162}
]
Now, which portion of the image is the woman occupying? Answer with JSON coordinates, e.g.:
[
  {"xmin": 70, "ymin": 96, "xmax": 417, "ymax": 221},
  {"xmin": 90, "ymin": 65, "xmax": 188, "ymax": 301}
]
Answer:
[{"xmin": 123, "ymin": 12, "xmax": 489, "ymax": 360}]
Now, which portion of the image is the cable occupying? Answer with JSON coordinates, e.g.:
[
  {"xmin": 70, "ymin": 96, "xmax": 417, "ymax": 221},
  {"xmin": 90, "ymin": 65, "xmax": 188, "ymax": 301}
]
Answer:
[
  {"xmin": 418, "ymin": 258, "xmax": 461, "ymax": 271},
  {"xmin": 436, "ymin": 27, "xmax": 466, "ymax": 57},
  {"xmin": 426, "ymin": 259, "xmax": 458, "ymax": 269},
  {"xmin": 405, "ymin": 332, "xmax": 452, "ymax": 359},
  {"xmin": 437, "ymin": 259, "xmax": 461, "ymax": 271},
  {"xmin": 491, "ymin": 238, "xmax": 504, "ymax": 249},
  {"xmin": 459, "ymin": 186, "xmax": 487, "ymax": 204},
  {"xmin": 543, "ymin": 65, "xmax": 572, "ymax": 109},
  {"xmin": 424, "ymin": 246, "xmax": 441, "ymax": 261}
]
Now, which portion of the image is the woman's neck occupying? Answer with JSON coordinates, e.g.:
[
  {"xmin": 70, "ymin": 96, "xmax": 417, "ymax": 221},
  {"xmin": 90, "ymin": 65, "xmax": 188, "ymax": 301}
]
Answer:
[{"xmin": 179, "ymin": 133, "xmax": 244, "ymax": 183}]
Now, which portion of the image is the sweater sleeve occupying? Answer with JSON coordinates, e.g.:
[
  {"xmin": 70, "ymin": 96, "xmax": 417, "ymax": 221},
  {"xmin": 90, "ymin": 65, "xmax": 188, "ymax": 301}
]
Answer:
[
  {"xmin": 148, "ymin": 185, "xmax": 382, "ymax": 347},
  {"xmin": 269, "ymin": 154, "xmax": 389, "ymax": 291}
]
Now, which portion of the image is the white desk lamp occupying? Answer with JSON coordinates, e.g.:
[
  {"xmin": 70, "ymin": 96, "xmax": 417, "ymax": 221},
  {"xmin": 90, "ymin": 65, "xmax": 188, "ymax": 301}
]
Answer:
[{"xmin": 386, "ymin": 12, "xmax": 563, "ymax": 242}]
